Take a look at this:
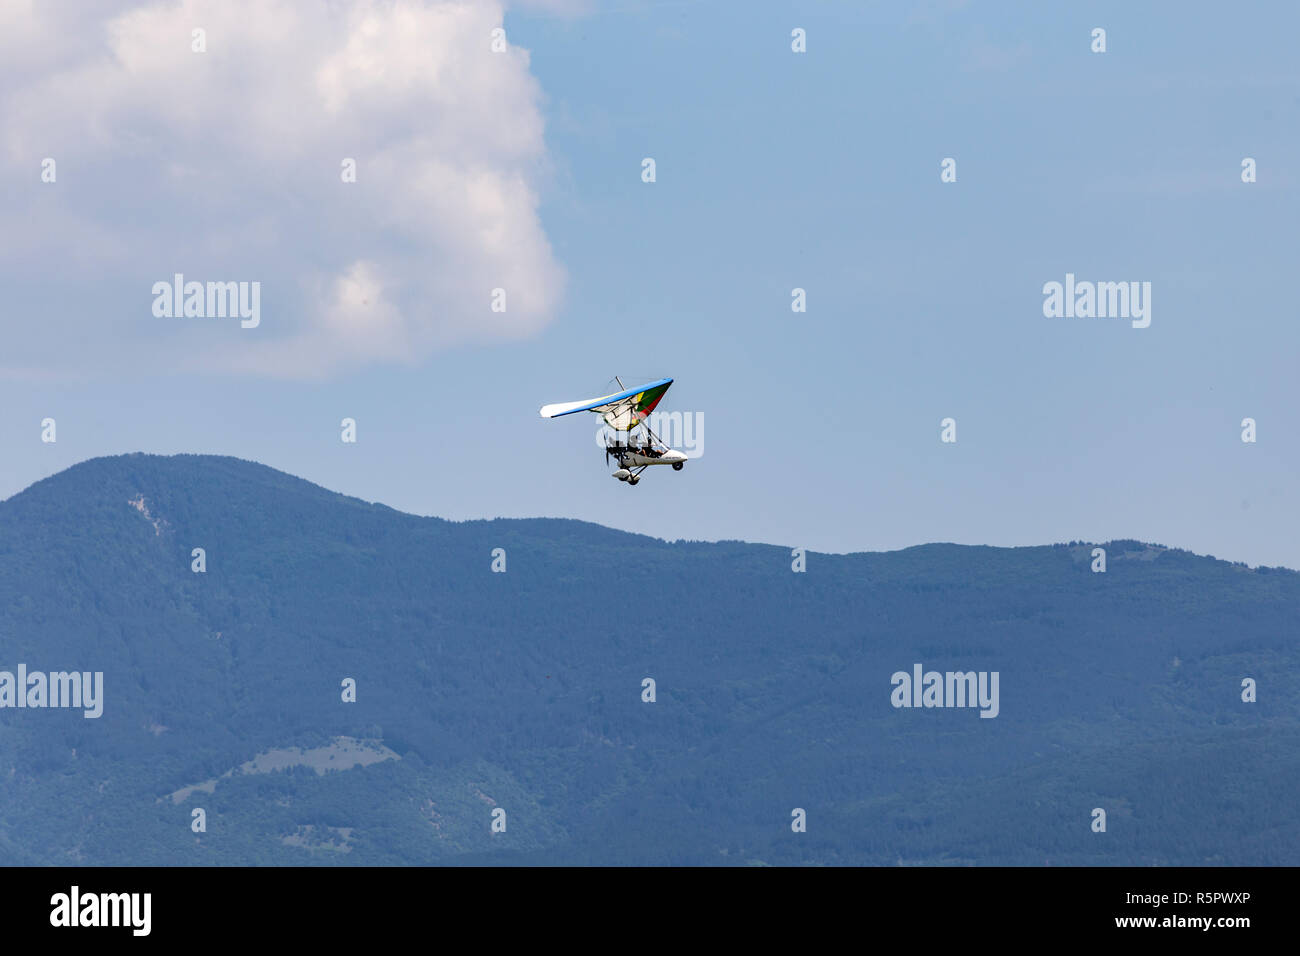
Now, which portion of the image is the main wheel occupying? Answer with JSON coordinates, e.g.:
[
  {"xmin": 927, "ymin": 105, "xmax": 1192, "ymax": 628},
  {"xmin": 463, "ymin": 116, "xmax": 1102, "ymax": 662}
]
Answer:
[
  {"xmin": 628, "ymin": 476, "xmax": 640, "ymax": 485},
  {"xmin": 672, "ymin": 462, "xmax": 684, "ymax": 471}
]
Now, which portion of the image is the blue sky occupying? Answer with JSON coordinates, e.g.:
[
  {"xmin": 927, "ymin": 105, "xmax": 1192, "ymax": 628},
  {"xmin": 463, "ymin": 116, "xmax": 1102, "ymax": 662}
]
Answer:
[{"xmin": 2, "ymin": 0, "xmax": 1297, "ymax": 566}]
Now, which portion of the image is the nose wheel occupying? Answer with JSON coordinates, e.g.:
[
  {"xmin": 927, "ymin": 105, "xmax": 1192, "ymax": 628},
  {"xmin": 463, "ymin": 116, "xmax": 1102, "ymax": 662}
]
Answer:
[{"xmin": 672, "ymin": 461, "xmax": 684, "ymax": 471}]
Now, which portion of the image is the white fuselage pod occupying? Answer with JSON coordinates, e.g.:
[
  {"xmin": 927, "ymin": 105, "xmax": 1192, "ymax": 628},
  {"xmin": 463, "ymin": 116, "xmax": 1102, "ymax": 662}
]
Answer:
[{"xmin": 616, "ymin": 449, "xmax": 688, "ymax": 468}]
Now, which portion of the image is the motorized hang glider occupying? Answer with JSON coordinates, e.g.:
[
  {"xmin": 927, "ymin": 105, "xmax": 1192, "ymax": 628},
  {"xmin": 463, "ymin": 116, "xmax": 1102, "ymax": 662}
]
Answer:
[{"xmin": 539, "ymin": 377, "xmax": 688, "ymax": 486}]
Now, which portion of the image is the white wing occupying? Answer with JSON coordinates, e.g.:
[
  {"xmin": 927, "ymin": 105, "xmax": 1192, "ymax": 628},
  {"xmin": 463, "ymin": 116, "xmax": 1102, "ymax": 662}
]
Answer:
[{"xmin": 538, "ymin": 378, "xmax": 672, "ymax": 419}]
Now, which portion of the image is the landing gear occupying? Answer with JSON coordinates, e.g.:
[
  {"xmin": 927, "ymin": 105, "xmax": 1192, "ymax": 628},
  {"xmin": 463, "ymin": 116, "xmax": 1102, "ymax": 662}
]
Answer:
[
  {"xmin": 628, "ymin": 475, "xmax": 640, "ymax": 486},
  {"xmin": 672, "ymin": 461, "xmax": 684, "ymax": 471}
]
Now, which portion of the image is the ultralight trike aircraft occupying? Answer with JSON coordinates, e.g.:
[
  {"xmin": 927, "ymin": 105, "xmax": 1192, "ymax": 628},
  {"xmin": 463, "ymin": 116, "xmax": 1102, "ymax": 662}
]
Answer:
[{"xmin": 539, "ymin": 377, "xmax": 688, "ymax": 486}]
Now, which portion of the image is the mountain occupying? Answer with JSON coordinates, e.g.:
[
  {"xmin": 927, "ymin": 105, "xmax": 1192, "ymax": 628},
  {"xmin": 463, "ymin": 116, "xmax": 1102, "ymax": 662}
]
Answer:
[{"xmin": 0, "ymin": 453, "xmax": 1295, "ymax": 865}]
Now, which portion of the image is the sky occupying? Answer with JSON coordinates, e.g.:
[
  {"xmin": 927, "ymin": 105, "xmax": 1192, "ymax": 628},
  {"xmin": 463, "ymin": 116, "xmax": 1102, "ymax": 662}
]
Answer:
[{"xmin": 1, "ymin": 0, "xmax": 1297, "ymax": 567}]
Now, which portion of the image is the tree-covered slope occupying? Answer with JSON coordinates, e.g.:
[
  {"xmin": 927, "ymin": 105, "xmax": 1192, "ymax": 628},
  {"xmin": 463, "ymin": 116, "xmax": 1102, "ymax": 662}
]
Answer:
[{"xmin": 0, "ymin": 453, "xmax": 1294, "ymax": 865}]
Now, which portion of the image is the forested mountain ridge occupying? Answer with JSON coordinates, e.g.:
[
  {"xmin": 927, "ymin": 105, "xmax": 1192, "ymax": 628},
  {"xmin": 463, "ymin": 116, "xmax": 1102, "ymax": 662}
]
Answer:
[{"xmin": 0, "ymin": 453, "xmax": 1294, "ymax": 865}]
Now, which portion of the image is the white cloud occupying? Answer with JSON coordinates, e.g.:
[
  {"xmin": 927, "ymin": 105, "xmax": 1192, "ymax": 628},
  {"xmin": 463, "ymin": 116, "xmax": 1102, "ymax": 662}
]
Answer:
[{"xmin": 0, "ymin": 0, "xmax": 565, "ymax": 379}]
